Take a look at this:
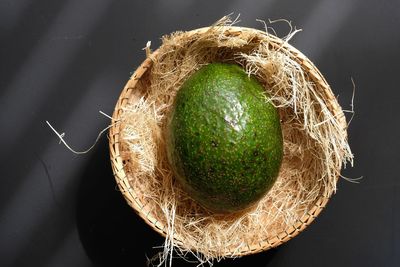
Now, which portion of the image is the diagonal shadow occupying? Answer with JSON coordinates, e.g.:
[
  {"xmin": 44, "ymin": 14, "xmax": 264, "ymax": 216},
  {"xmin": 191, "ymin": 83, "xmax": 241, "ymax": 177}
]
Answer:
[
  {"xmin": 0, "ymin": 0, "xmax": 153, "ymax": 213},
  {"xmin": 293, "ymin": 0, "xmax": 361, "ymax": 62},
  {"xmin": 0, "ymin": 0, "xmax": 67, "ymax": 93}
]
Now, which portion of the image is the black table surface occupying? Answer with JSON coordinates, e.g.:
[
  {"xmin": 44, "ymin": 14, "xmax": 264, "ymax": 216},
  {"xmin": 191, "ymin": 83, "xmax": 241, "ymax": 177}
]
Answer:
[{"xmin": 1, "ymin": 0, "xmax": 399, "ymax": 266}]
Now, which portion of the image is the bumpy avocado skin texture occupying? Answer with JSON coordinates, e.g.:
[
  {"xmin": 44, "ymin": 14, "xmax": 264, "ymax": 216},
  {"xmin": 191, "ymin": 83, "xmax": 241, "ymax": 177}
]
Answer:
[{"xmin": 167, "ymin": 63, "xmax": 283, "ymax": 213}]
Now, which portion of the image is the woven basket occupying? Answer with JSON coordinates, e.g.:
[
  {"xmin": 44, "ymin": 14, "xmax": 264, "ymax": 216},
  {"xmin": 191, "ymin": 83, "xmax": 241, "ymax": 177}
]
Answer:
[{"xmin": 109, "ymin": 26, "xmax": 347, "ymax": 256}]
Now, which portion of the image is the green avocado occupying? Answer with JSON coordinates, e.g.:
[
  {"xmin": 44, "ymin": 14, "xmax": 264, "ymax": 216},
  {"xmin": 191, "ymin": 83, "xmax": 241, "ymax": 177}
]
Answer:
[{"xmin": 166, "ymin": 63, "xmax": 283, "ymax": 213}]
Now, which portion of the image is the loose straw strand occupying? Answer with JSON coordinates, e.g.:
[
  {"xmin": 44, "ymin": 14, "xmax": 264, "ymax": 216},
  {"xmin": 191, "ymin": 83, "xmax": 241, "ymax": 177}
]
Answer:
[{"xmin": 46, "ymin": 111, "xmax": 114, "ymax": 154}]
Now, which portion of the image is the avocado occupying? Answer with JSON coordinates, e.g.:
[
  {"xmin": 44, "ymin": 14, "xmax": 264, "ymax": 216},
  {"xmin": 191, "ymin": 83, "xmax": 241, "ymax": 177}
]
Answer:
[{"xmin": 166, "ymin": 63, "xmax": 283, "ymax": 213}]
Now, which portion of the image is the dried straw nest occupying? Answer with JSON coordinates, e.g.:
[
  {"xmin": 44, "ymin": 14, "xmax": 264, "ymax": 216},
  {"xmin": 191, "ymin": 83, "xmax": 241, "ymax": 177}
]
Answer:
[{"xmin": 109, "ymin": 18, "xmax": 353, "ymax": 264}]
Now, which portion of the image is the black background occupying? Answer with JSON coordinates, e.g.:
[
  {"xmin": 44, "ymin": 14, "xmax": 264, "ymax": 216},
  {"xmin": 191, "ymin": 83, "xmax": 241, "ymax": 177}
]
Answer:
[{"xmin": 1, "ymin": 0, "xmax": 399, "ymax": 266}]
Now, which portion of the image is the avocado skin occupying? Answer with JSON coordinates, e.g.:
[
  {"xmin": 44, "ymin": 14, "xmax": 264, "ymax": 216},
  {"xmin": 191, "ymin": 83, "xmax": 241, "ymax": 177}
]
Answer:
[{"xmin": 166, "ymin": 63, "xmax": 283, "ymax": 213}]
